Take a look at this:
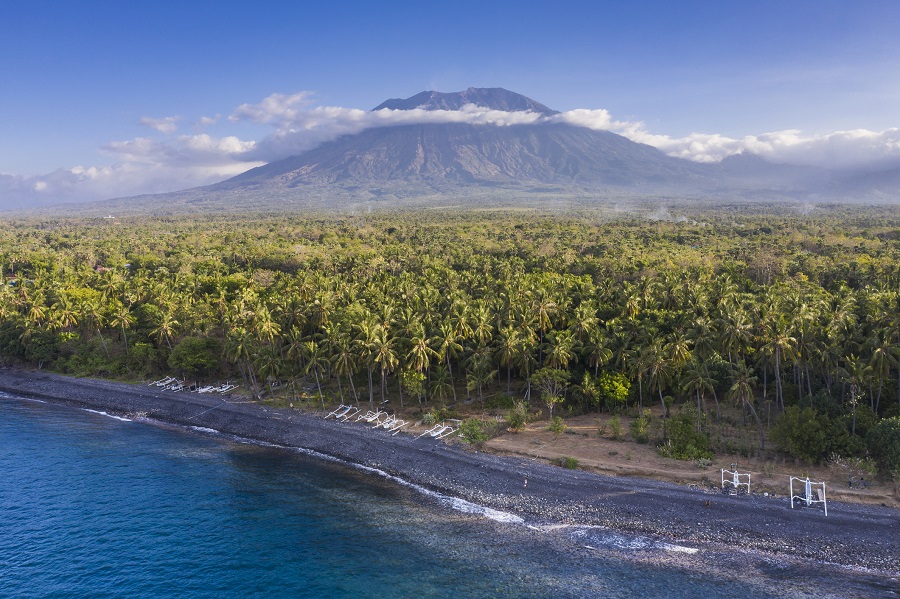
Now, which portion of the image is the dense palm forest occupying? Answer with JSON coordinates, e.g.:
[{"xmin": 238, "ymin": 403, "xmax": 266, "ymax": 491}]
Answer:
[{"xmin": 1, "ymin": 204, "xmax": 899, "ymax": 474}]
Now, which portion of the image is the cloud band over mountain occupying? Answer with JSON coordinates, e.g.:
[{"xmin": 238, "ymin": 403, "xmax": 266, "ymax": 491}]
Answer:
[{"xmin": 4, "ymin": 90, "xmax": 900, "ymax": 206}]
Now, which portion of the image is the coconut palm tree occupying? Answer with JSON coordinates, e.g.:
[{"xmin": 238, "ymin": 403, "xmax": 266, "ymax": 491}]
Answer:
[
  {"xmin": 432, "ymin": 322, "xmax": 462, "ymax": 403},
  {"xmin": 727, "ymin": 362, "xmax": 764, "ymax": 450},
  {"xmin": 681, "ymin": 359, "xmax": 715, "ymax": 425},
  {"xmin": 496, "ymin": 325, "xmax": 522, "ymax": 394}
]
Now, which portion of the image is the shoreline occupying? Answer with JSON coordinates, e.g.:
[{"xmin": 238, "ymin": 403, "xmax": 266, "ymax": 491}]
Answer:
[{"xmin": 2, "ymin": 368, "xmax": 899, "ymax": 577}]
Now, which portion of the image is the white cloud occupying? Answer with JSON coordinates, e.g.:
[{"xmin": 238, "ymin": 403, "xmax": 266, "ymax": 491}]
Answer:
[
  {"xmin": 1, "ymin": 131, "xmax": 263, "ymax": 208},
  {"xmin": 553, "ymin": 108, "xmax": 615, "ymax": 130},
  {"xmin": 603, "ymin": 123, "xmax": 900, "ymax": 169},
  {"xmin": 230, "ymin": 92, "xmax": 315, "ymax": 126},
  {"xmin": 139, "ymin": 115, "xmax": 181, "ymax": 134},
  {"xmin": 101, "ymin": 133, "xmax": 256, "ymax": 166},
  {"xmin": 229, "ymin": 96, "xmax": 549, "ymax": 161}
]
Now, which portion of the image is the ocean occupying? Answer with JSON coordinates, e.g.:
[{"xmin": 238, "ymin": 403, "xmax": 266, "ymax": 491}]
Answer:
[{"xmin": 0, "ymin": 395, "xmax": 892, "ymax": 598}]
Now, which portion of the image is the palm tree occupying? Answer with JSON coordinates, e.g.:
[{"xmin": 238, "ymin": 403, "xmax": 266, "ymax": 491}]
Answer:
[
  {"xmin": 768, "ymin": 321, "xmax": 796, "ymax": 414},
  {"xmin": 354, "ymin": 316, "xmax": 379, "ymax": 406},
  {"xmin": 866, "ymin": 327, "xmax": 897, "ymax": 414},
  {"xmin": 465, "ymin": 346, "xmax": 494, "ymax": 403},
  {"xmin": 646, "ymin": 339, "xmax": 674, "ymax": 418},
  {"xmin": 253, "ymin": 344, "xmax": 283, "ymax": 393},
  {"xmin": 531, "ymin": 287, "xmax": 557, "ymax": 363},
  {"xmin": 496, "ymin": 325, "xmax": 522, "ymax": 394},
  {"xmin": 302, "ymin": 340, "xmax": 329, "ymax": 410},
  {"xmin": 515, "ymin": 335, "xmax": 539, "ymax": 402},
  {"xmin": 471, "ymin": 301, "xmax": 494, "ymax": 348},
  {"xmin": 727, "ymin": 362, "xmax": 765, "ymax": 450},
  {"xmin": 429, "ymin": 364, "xmax": 453, "ymax": 403},
  {"xmin": 109, "ymin": 303, "xmax": 135, "ymax": 355},
  {"xmin": 545, "ymin": 329, "xmax": 576, "ymax": 370},
  {"xmin": 372, "ymin": 325, "xmax": 398, "ymax": 404},
  {"xmin": 718, "ymin": 307, "xmax": 753, "ymax": 363},
  {"xmin": 571, "ymin": 301, "xmax": 598, "ymax": 342},
  {"xmin": 50, "ymin": 293, "xmax": 79, "ymax": 332},
  {"xmin": 224, "ymin": 327, "xmax": 259, "ymax": 396},
  {"xmin": 406, "ymin": 324, "xmax": 434, "ymax": 374},
  {"xmin": 681, "ymin": 359, "xmax": 715, "ymax": 425},
  {"xmin": 433, "ymin": 322, "xmax": 462, "ymax": 403},
  {"xmin": 152, "ymin": 308, "xmax": 179, "ymax": 351},
  {"xmin": 584, "ymin": 327, "xmax": 612, "ymax": 376},
  {"xmin": 627, "ymin": 345, "xmax": 650, "ymax": 410},
  {"xmin": 80, "ymin": 296, "xmax": 110, "ymax": 359},
  {"xmin": 839, "ymin": 354, "xmax": 867, "ymax": 437},
  {"xmin": 253, "ymin": 304, "xmax": 281, "ymax": 347},
  {"xmin": 328, "ymin": 326, "xmax": 359, "ymax": 405}
]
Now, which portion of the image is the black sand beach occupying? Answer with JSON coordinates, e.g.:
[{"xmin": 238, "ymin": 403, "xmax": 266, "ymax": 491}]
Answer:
[{"xmin": 2, "ymin": 368, "xmax": 898, "ymax": 577}]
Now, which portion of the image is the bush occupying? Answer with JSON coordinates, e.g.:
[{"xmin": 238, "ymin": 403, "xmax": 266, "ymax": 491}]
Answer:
[
  {"xmin": 547, "ymin": 415, "xmax": 566, "ymax": 435},
  {"xmin": 771, "ymin": 406, "xmax": 855, "ymax": 464},
  {"xmin": 168, "ymin": 336, "xmax": 221, "ymax": 379},
  {"xmin": 598, "ymin": 372, "xmax": 630, "ymax": 411},
  {"xmin": 552, "ymin": 456, "xmax": 579, "ymax": 469},
  {"xmin": 506, "ymin": 401, "xmax": 528, "ymax": 432},
  {"xmin": 866, "ymin": 417, "xmax": 900, "ymax": 474},
  {"xmin": 630, "ymin": 409, "xmax": 652, "ymax": 443},
  {"xmin": 658, "ymin": 406, "xmax": 713, "ymax": 461},
  {"xmin": 458, "ymin": 418, "xmax": 488, "ymax": 444},
  {"xmin": 609, "ymin": 415, "xmax": 623, "ymax": 440}
]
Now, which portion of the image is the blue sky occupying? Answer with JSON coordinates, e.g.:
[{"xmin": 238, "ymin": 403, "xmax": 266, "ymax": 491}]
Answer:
[{"xmin": 3, "ymin": 1, "xmax": 900, "ymax": 203}]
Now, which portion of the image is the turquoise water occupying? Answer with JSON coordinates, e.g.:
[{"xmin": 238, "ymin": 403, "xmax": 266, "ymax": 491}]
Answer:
[{"xmin": 0, "ymin": 396, "xmax": 891, "ymax": 598}]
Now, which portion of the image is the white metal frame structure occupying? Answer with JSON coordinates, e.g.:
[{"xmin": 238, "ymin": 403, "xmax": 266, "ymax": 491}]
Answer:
[
  {"xmin": 721, "ymin": 466, "xmax": 750, "ymax": 494},
  {"xmin": 790, "ymin": 476, "xmax": 827, "ymax": 516}
]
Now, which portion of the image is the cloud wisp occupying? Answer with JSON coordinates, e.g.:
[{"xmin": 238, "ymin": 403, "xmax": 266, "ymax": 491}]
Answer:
[
  {"xmin": 139, "ymin": 115, "xmax": 181, "ymax": 134},
  {"xmin": 4, "ymin": 91, "xmax": 900, "ymax": 208}
]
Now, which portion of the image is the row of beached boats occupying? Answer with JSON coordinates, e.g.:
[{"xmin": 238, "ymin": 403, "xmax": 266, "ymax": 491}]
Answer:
[
  {"xmin": 147, "ymin": 377, "xmax": 239, "ymax": 395},
  {"xmin": 323, "ymin": 404, "xmax": 458, "ymax": 440}
]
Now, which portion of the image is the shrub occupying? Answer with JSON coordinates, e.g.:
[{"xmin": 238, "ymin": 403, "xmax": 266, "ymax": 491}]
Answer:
[
  {"xmin": 168, "ymin": 336, "xmax": 221, "ymax": 379},
  {"xmin": 630, "ymin": 409, "xmax": 652, "ymax": 443},
  {"xmin": 506, "ymin": 401, "xmax": 528, "ymax": 432},
  {"xmin": 771, "ymin": 405, "xmax": 859, "ymax": 464},
  {"xmin": 547, "ymin": 415, "xmax": 566, "ymax": 435},
  {"xmin": 866, "ymin": 417, "xmax": 900, "ymax": 474},
  {"xmin": 552, "ymin": 456, "xmax": 579, "ymax": 469},
  {"xmin": 609, "ymin": 415, "xmax": 623, "ymax": 440},
  {"xmin": 598, "ymin": 372, "xmax": 630, "ymax": 411},
  {"xmin": 695, "ymin": 457, "xmax": 713, "ymax": 470},
  {"xmin": 458, "ymin": 418, "xmax": 488, "ymax": 444},
  {"xmin": 658, "ymin": 406, "xmax": 713, "ymax": 461}
]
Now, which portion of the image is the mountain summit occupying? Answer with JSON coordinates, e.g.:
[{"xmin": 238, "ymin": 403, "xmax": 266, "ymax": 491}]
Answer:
[{"xmin": 373, "ymin": 87, "xmax": 559, "ymax": 115}]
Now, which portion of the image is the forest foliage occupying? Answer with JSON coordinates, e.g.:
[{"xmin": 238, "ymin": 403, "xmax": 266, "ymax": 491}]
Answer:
[{"xmin": 2, "ymin": 204, "xmax": 900, "ymax": 473}]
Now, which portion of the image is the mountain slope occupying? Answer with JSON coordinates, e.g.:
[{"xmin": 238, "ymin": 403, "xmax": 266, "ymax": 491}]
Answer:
[{"xmin": 223, "ymin": 121, "xmax": 714, "ymax": 191}]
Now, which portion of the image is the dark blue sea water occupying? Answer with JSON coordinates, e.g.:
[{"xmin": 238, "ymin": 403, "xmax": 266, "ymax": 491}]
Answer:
[{"xmin": 0, "ymin": 395, "xmax": 893, "ymax": 598}]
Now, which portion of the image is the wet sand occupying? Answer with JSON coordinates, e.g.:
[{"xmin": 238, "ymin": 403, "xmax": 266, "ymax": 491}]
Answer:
[{"xmin": 2, "ymin": 368, "xmax": 898, "ymax": 577}]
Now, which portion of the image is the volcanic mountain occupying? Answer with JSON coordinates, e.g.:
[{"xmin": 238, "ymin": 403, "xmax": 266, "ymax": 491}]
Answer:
[
  {"xmin": 81, "ymin": 88, "xmax": 896, "ymax": 215},
  {"xmin": 220, "ymin": 88, "xmax": 721, "ymax": 196}
]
